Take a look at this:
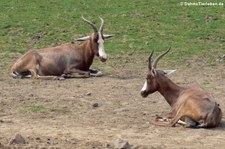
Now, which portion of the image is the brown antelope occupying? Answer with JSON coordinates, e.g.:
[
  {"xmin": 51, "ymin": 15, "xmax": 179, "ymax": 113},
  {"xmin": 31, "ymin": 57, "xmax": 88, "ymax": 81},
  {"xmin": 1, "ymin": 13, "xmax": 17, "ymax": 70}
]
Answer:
[
  {"xmin": 140, "ymin": 48, "xmax": 222, "ymax": 128},
  {"xmin": 11, "ymin": 16, "xmax": 113, "ymax": 80}
]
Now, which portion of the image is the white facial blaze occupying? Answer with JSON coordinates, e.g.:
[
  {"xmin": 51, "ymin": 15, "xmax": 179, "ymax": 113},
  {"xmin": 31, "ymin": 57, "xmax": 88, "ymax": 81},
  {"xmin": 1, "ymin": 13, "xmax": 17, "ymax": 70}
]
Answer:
[
  {"xmin": 98, "ymin": 32, "xmax": 107, "ymax": 60},
  {"xmin": 141, "ymin": 79, "xmax": 148, "ymax": 92}
]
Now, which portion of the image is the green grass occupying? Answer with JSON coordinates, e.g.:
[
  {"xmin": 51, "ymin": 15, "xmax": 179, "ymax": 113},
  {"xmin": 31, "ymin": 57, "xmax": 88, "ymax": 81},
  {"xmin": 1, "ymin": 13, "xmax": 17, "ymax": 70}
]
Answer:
[
  {"xmin": 24, "ymin": 105, "xmax": 70, "ymax": 113},
  {"xmin": 0, "ymin": 0, "xmax": 224, "ymax": 65},
  {"xmin": 0, "ymin": 108, "xmax": 4, "ymax": 113}
]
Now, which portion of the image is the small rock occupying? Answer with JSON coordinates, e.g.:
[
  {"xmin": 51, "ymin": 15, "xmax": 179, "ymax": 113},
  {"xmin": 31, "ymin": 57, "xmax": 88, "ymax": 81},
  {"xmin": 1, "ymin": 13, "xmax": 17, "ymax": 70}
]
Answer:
[
  {"xmin": 0, "ymin": 143, "xmax": 4, "ymax": 148},
  {"xmin": 86, "ymin": 92, "xmax": 92, "ymax": 96},
  {"xmin": 92, "ymin": 103, "xmax": 99, "ymax": 108},
  {"xmin": 9, "ymin": 134, "xmax": 26, "ymax": 145},
  {"xmin": 114, "ymin": 138, "xmax": 131, "ymax": 149}
]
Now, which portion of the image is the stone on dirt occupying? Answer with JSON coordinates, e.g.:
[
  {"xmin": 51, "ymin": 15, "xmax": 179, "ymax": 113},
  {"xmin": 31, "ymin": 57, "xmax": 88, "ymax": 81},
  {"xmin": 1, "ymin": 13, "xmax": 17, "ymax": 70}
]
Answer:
[
  {"xmin": 0, "ymin": 143, "xmax": 4, "ymax": 148},
  {"xmin": 86, "ymin": 92, "xmax": 92, "ymax": 96},
  {"xmin": 9, "ymin": 134, "xmax": 26, "ymax": 145},
  {"xmin": 114, "ymin": 138, "xmax": 131, "ymax": 149},
  {"xmin": 92, "ymin": 103, "xmax": 99, "ymax": 108}
]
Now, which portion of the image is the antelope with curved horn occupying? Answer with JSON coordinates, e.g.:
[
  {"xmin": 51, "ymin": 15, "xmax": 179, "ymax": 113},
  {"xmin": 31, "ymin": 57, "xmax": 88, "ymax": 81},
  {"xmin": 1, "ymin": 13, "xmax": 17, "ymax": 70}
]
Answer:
[
  {"xmin": 140, "ymin": 48, "xmax": 222, "ymax": 128},
  {"xmin": 11, "ymin": 16, "xmax": 113, "ymax": 79}
]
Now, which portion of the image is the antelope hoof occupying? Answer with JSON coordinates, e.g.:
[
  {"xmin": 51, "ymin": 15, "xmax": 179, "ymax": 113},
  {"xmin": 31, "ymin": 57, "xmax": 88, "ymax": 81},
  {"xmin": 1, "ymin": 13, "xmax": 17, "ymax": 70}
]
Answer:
[
  {"xmin": 58, "ymin": 76, "xmax": 66, "ymax": 80},
  {"xmin": 11, "ymin": 72, "xmax": 22, "ymax": 79},
  {"xmin": 90, "ymin": 71, "xmax": 103, "ymax": 77},
  {"xmin": 57, "ymin": 74, "xmax": 66, "ymax": 80}
]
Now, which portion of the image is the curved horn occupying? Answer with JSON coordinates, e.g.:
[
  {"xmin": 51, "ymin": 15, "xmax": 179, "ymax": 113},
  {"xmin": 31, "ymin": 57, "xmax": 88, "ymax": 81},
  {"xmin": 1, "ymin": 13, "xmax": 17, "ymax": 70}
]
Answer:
[
  {"xmin": 152, "ymin": 47, "xmax": 171, "ymax": 69},
  {"xmin": 99, "ymin": 17, "xmax": 104, "ymax": 32},
  {"xmin": 148, "ymin": 50, "xmax": 154, "ymax": 69},
  {"xmin": 82, "ymin": 16, "xmax": 98, "ymax": 33}
]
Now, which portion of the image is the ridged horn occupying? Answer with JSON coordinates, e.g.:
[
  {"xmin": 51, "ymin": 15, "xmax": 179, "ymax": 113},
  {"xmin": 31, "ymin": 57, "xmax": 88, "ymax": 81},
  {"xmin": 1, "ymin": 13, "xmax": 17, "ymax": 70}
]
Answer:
[
  {"xmin": 82, "ymin": 16, "xmax": 98, "ymax": 33},
  {"xmin": 152, "ymin": 47, "xmax": 171, "ymax": 69},
  {"xmin": 148, "ymin": 50, "xmax": 154, "ymax": 69},
  {"xmin": 99, "ymin": 17, "xmax": 104, "ymax": 33}
]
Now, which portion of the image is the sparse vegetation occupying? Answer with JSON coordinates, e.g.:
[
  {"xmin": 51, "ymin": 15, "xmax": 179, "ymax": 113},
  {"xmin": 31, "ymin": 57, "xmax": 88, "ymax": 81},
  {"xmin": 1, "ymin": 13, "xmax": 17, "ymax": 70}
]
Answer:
[
  {"xmin": 23, "ymin": 105, "xmax": 70, "ymax": 113},
  {"xmin": 0, "ymin": 108, "xmax": 4, "ymax": 113}
]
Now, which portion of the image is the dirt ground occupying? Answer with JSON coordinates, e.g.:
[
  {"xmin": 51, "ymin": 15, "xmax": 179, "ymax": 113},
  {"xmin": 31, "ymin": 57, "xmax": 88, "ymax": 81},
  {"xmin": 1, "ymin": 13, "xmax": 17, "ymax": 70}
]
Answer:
[{"xmin": 0, "ymin": 53, "xmax": 225, "ymax": 149}]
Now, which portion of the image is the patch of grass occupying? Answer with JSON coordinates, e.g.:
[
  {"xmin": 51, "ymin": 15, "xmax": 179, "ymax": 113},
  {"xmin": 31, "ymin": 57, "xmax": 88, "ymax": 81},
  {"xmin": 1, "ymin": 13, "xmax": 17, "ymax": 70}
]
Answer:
[
  {"xmin": 220, "ymin": 72, "xmax": 225, "ymax": 79},
  {"xmin": 49, "ymin": 107, "xmax": 70, "ymax": 113},
  {"xmin": 24, "ymin": 105, "xmax": 47, "ymax": 113},
  {"xmin": 0, "ymin": 108, "xmax": 4, "ymax": 113},
  {"xmin": 202, "ymin": 80, "xmax": 210, "ymax": 85},
  {"xmin": 24, "ymin": 105, "xmax": 70, "ymax": 113},
  {"xmin": 0, "ymin": 0, "xmax": 224, "ymax": 66}
]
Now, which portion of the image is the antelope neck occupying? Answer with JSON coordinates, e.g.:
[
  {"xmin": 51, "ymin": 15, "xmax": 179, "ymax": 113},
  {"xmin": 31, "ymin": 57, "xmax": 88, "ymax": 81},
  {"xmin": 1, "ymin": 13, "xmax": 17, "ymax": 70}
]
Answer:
[
  {"xmin": 81, "ymin": 41, "xmax": 96, "ymax": 69},
  {"xmin": 157, "ymin": 77, "xmax": 184, "ymax": 107}
]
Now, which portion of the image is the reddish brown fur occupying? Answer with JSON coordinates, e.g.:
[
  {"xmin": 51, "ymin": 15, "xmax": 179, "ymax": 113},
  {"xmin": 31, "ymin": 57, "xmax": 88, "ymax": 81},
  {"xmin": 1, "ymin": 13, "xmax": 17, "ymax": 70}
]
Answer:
[
  {"xmin": 11, "ymin": 17, "xmax": 111, "ymax": 80},
  {"xmin": 141, "ymin": 50, "xmax": 222, "ymax": 128},
  {"xmin": 11, "ymin": 34, "xmax": 97, "ymax": 79}
]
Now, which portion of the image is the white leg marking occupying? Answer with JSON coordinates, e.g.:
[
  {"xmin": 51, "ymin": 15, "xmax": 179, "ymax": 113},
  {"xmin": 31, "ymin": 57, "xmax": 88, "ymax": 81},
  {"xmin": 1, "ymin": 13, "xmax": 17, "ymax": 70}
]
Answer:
[
  {"xmin": 11, "ymin": 71, "xmax": 20, "ymax": 78},
  {"xmin": 23, "ymin": 75, "xmax": 32, "ymax": 78},
  {"xmin": 90, "ymin": 71, "xmax": 103, "ymax": 77},
  {"xmin": 177, "ymin": 120, "xmax": 187, "ymax": 125}
]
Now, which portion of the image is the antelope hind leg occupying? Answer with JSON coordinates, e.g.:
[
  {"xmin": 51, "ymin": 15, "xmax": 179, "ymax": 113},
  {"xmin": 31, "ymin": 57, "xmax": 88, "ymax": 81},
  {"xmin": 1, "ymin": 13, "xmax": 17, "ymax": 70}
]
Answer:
[
  {"xmin": 155, "ymin": 116, "xmax": 199, "ymax": 128},
  {"xmin": 63, "ymin": 67, "xmax": 90, "ymax": 78},
  {"xmin": 177, "ymin": 117, "xmax": 199, "ymax": 128}
]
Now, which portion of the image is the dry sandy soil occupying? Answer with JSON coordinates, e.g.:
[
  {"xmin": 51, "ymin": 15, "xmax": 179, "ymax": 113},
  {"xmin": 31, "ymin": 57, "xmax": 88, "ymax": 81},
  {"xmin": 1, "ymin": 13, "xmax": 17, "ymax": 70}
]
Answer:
[{"xmin": 0, "ymin": 53, "xmax": 225, "ymax": 149}]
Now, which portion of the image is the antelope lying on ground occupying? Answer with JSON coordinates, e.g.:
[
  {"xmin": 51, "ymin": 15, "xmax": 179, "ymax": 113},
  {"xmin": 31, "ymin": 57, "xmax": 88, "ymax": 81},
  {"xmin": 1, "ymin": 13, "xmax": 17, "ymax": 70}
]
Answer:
[
  {"xmin": 11, "ymin": 16, "xmax": 113, "ymax": 80},
  {"xmin": 140, "ymin": 48, "xmax": 222, "ymax": 128}
]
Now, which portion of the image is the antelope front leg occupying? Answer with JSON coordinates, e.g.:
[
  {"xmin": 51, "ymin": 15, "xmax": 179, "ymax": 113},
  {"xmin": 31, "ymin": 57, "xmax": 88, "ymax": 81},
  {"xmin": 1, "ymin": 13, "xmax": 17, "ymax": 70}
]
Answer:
[
  {"xmin": 63, "ymin": 68, "xmax": 90, "ymax": 78},
  {"xmin": 36, "ymin": 75, "xmax": 60, "ymax": 80},
  {"xmin": 89, "ymin": 69, "xmax": 103, "ymax": 77},
  {"xmin": 62, "ymin": 73, "xmax": 89, "ymax": 78}
]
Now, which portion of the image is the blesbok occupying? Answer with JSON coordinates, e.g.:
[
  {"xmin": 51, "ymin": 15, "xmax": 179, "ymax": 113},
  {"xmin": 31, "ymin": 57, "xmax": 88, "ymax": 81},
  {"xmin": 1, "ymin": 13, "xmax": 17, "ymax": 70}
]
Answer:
[
  {"xmin": 11, "ymin": 16, "xmax": 113, "ymax": 80},
  {"xmin": 140, "ymin": 48, "xmax": 222, "ymax": 128}
]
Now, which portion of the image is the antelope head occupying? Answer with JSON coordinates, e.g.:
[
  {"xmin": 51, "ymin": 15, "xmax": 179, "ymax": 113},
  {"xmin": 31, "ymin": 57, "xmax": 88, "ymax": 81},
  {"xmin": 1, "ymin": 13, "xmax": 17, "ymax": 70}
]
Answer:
[
  {"xmin": 140, "ymin": 47, "xmax": 176, "ymax": 97},
  {"xmin": 77, "ymin": 16, "xmax": 113, "ymax": 62}
]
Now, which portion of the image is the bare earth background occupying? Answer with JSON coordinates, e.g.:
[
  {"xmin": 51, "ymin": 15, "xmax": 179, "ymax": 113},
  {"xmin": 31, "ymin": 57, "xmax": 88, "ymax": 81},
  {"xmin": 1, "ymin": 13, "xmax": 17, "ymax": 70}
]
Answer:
[{"xmin": 0, "ymin": 54, "xmax": 225, "ymax": 148}]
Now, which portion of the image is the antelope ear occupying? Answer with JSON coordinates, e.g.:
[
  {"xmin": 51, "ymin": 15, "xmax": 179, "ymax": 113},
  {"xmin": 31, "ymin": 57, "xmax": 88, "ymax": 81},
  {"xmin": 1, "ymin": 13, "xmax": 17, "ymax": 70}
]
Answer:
[
  {"xmin": 76, "ymin": 36, "xmax": 90, "ymax": 41},
  {"xmin": 103, "ymin": 34, "xmax": 113, "ymax": 39},
  {"xmin": 163, "ymin": 69, "xmax": 176, "ymax": 75}
]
